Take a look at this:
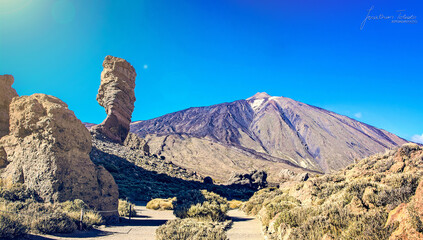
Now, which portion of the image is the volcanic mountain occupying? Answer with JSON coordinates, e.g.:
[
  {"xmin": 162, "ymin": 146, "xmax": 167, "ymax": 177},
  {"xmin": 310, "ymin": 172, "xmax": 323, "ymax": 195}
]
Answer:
[{"xmin": 130, "ymin": 92, "xmax": 407, "ymax": 182}]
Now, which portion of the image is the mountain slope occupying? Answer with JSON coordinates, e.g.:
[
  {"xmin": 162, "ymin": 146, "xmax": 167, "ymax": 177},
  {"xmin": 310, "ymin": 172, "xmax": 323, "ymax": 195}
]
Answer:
[{"xmin": 130, "ymin": 92, "xmax": 407, "ymax": 181}]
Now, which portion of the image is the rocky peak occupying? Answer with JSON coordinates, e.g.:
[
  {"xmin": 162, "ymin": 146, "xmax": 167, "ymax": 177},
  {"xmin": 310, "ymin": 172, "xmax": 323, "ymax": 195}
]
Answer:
[
  {"xmin": 247, "ymin": 92, "xmax": 272, "ymax": 100},
  {"xmin": 92, "ymin": 55, "xmax": 137, "ymax": 144},
  {"xmin": 0, "ymin": 74, "xmax": 18, "ymax": 138}
]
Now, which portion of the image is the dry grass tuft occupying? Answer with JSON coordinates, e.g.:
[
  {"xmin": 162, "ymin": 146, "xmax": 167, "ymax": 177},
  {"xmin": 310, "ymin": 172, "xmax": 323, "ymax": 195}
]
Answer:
[
  {"xmin": 173, "ymin": 190, "xmax": 229, "ymax": 222},
  {"xmin": 228, "ymin": 200, "xmax": 243, "ymax": 209},
  {"xmin": 118, "ymin": 199, "xmax": 136, "ymax": 217},
  {"xmin": 147, "ymin": 197, "xmax": 175, "ymax": 210},
  {"xmin": 156, "ymin": 218, "xmax": 228, "ymax": 240}
]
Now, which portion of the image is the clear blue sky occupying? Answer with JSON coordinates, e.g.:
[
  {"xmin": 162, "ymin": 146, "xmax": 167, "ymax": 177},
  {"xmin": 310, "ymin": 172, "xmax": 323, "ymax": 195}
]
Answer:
[{"xmin": 0, "ymin": 0, "xmax": 422, "ymax": 142}]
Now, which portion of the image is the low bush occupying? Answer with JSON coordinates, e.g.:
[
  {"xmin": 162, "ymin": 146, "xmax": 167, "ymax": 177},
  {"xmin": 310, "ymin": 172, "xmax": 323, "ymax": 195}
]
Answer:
[
  {"xmin": 275, "ymin": 206, "xmax": 314, "ymax": 229},
  {"xmin": 173, "ymin": 190, "xmax": 228, "ymax": 222},
  {"xmin": 277, "ymin": 204, "xmax": 397, "ymax": 240},
  {"xmin": 156, "ymin": 218, "xmax": 227, "ymax": 240},
  {"xmin": 0, "ymin": 213, "xmax": 27, "ymax": 239},
  {"xmin": 81, "ymin": 211, "xmax": 104, "ymax": 228},
  {"xmin": 0, "ymin": 183, "xmax": 37, "ymax": 202},
  {"xmin": 31, "ymin": 212, "xmax": 77, "ymax": 234},
  {"xmin": 341, "ymin": 211, "xmax": 398, "ymax": 240},
  {"xmin": 408, "ymin": 203, "xmax": 423, "ymax": 233},
  {"xmin": 118, "ymin": 199, "xmax": 136, "ymax": 217},
  {"xmin": 146, "ymin": 198, "xmax": 175, "ymax": 210},
  {"xmin": 65, "ymin": 209, "xmax": 103, "ymax": 230},
  {"xmin": 1, "ymin": 197, "xmax": 103, "ymax": 233},
  {"xmin": 242, "ymin": 187, "xmax": 283, "ymax": 215},
  {"xmin": 228, "ymin": 200, "xmax": 243, "ymax": 209}
]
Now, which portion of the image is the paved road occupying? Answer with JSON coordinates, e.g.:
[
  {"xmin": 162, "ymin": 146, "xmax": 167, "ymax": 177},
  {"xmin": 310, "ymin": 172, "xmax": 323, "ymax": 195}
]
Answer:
[
  {"xmin": 26, "ymin": 205, "xmax": 176, "ymax": 240},
  {"xmin": 227, "ymin": 209, "xmax": 263, "ymax": 240}
]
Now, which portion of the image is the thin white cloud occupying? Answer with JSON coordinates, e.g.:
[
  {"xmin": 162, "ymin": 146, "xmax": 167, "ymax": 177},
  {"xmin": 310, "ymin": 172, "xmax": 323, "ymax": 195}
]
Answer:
[
  {"xmin": 412, "ymin": 134, "xmax": 423, "ymax": 144},
  {"xmin": 144, "ymin": 64, "xmax": 148, "ymax": 69},
  {"xmin": 354, "ymin": 112, "xmax": 362, "ymax": 118}
]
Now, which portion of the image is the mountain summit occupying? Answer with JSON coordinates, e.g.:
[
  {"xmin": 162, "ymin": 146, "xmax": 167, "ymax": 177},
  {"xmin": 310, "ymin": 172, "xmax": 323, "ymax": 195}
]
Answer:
[
  {"xmin": 246, "ymin": 92, "xmax": 272, "ymax": 100},
  {"xmin": 130, "ymin": 94, "xmax": 407, "ymax": 181}
]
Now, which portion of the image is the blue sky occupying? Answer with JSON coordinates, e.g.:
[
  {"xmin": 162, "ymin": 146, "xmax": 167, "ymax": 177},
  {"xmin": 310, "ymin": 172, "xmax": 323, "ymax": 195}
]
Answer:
[{"xmin": 0, "ymin": 0, "xmax": 422, "ymax": 142}]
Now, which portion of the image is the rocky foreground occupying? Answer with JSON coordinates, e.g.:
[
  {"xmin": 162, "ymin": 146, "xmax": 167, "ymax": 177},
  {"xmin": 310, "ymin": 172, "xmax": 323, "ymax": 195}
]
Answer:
[
  {"xmin": 0, "ymin": 55, "xmax": 139, "ymax": 228},
  {"xmin": 243, "ymin": 143, "xmax": 423, "ymax": 240}
]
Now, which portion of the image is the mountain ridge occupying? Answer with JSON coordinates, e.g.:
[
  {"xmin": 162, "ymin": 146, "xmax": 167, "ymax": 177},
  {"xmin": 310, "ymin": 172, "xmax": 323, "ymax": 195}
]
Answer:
[{"xmin": 129, "ymin": 92, "xmax": 407, "ymax": 181}]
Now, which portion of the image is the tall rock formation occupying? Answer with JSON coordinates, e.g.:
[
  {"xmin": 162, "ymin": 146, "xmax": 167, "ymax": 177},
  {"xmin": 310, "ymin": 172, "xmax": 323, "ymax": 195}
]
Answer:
[
  {"xmin": 0, "ymin": 75, "xmax": 18, "ymax": 138},
  {"xmin": 0, "ymin": 94, "xmax": 118, "ymax": 218},
  {"xmin": 93, "ymin": 55, "xmax": 136, "ymax": 144}
]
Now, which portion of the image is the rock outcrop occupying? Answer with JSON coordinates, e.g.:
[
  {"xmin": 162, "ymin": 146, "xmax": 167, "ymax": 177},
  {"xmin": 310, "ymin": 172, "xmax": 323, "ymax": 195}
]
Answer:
[
  {"xmin": 0, "ymin": 94, "xmax": 118, "ymax": 218},
  {"xmin": 0, "ymin": 75, "xmax": 18, "ymax": 138},
  {"xmin": 279, "ymin": 169, "xmax": 309, "ymax": 182},
  {"xmin": 227, "ymin": 170, "xmax": 268, "ymax": 190},
  {"xmin": 93, "ymin": 55, "xmax": 136, "ymax": 144},
  {"xmin": 385, "ymin": 144, "xmax": 423, "ymax": 239},
  {"xmin": 124, "ymin": 132, "xmax": 150, "ymax": 154},
  {"xmin": 243, "ymin": 143, "xmax": 423, "ymax": 240}
]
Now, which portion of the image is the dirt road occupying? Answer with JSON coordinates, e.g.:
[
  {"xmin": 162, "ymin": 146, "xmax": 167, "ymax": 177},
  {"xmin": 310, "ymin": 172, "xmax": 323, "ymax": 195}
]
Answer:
[
  {"xmin": 26, "ymin": 206, "xmax": 263, "ymax": 240},
  {"xmin": 26, "ymin": 205, "xmax": 175, "ymax": 240},
  {"xmin": 226, "ymin": 209, "xmax": 263, "ymax": 240}
]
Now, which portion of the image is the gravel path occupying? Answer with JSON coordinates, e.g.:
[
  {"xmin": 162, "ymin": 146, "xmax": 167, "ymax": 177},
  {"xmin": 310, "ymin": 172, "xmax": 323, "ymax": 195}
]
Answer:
[
  {"xmin": 227, "ymin": 209, "xmax": 263, "ymax": 240},
  {"xmin": 26, "ymin": 205, "xmax": 176, "ymax": 240}
]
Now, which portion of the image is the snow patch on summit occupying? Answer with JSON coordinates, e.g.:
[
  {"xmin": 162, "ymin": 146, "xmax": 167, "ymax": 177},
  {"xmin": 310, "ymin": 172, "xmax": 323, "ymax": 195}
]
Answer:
[{"xmin": 250, "ymin": 99, "xmax": 265, "ymax": 111}]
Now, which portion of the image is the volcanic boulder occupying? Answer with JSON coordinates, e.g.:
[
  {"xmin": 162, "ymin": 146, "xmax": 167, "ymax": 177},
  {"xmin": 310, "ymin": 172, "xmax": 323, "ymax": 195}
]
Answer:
[
  {"xmin": 124, "ymin": 132, "xmax": 150, "ymax": 154},
  {"xmin": 0, "ymin": 75, "xmax": 18, "ymax": 138},
  {"xmin": 227, "ymin": 170, "xmax": 268, "ymax": 190},
  {"xmin": 0, "ymin": 94, "xmax": 118, "ymax": 218},
  {"xmin": 93, "ymin": 55, "xmax": 136, "ymax": 144}
]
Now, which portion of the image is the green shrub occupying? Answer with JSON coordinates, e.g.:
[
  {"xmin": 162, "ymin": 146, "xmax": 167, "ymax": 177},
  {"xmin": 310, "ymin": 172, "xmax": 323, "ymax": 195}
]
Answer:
[
  {"xmin": 242, "ymin": 187, "xmax": 283, "ymax": 215},
  {"xmin": 375, "ymin": 175, "xmax": 419, "ymax": 210},
  {"xmin": 32, "ymin": 212, "xmax": 77, "ymax": 234},
  {"xmin": 386, "ymin": 173, "xmax": 419, "ymax": 189},
  {"xmin": 275, "ymin": 206, "xmax": 314, "ymax": 229},
  {"xmin": 0, "ymin": 213, "xmax": 27, "ymax": 239},
  {"xmin": 81, "ymin": 211, "xmax": 104, "ymax": 229},
  {"xmin": 316, "ymin": 182, "xmax": 347, "ymax": 200},
  {"xmin": 408, "ymin": 203, "xmax": 423, "ymax": 233},
  {"xmin": 343, "ymin": 180, "xmax": 376, "ymax": 205},
  {"xmin": 64, "ymin": 210, "xmax": 103, "ymax": 230},
  {"xmin": 263, "ymin": 200, "xmax": 298, "ymax": 226},
  {"xmin": 59, "ymin": 199, "xmax": 88, "ymax": 212},
  {"xmin": 0, "ymin": 184, "xmax": 37, "ymax": 202},
  {"xmin": 38, "ymin": 199, "xmax": 104, "ymax": 230},
  {"xmin": 341, "ymin": 211, "xmax": 398, "ymax": 240},
  {"xmin": 156, "ymin": 219, "xmax": 227, "ymax": 240},
  {"xmin": 173, "ymin": 190, "xmax": 228, "ymax": 222},
  {"xmin": 283, "ymin": 205, "xmax": 397, "ymax": 240},
  {"xmin": 118, "ymin": 199, "xmax": 136, "ymax": 217},
  {"xmin": 0, "ymin": 193, "xmax": 101, "ymax": 233}
]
